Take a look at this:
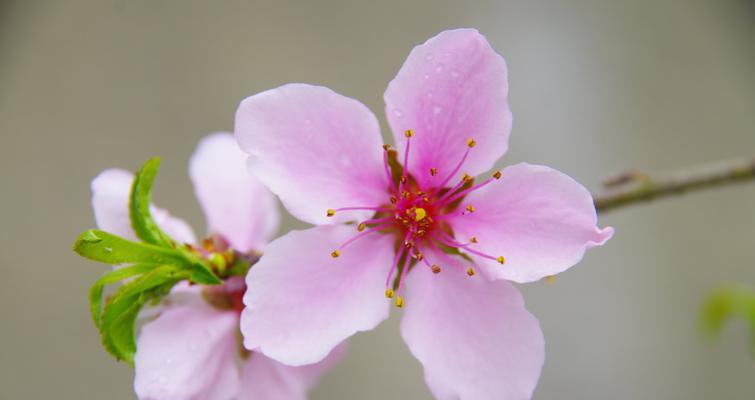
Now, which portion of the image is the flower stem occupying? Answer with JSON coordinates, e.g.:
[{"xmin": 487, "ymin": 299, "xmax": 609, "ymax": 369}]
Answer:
[{"xmin": 594, "ymin": 158, "xmax": 755, "ymax": 213}]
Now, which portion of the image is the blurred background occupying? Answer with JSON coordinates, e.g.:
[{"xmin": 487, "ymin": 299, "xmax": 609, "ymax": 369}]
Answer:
[{"xmin": 2, "ymin": 0, "xmax": 754, "ymax": 398}]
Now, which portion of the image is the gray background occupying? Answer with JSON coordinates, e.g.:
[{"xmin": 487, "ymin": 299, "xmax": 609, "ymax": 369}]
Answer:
[{"xmin": 2, "ymin": 0, "xmax": 754, "ymax": 398}]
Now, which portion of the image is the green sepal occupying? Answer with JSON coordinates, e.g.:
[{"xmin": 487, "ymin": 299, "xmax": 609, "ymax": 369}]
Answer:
[
  {"xmin": 89, "ymin": 263, "xmax": 156, "ymax": 328},
  {"xmin": 129, "ymin": 157, "xmax": 174, "ymax": 247},
  {"xmin": 73, "ymin": 229, "xmax": 190, "ymax": 266},
  {"xmin": 99, "ymin": 264, "xmax": 189, "ymax": 363}
]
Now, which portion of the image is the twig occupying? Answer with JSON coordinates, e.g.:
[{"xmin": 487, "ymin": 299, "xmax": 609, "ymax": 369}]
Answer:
[{"xmin": 594, "ymin": 158, "xmax": 755, "ymax": 213}]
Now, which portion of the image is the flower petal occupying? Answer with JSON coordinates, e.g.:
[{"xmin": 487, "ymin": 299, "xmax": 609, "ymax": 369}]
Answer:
[
  {"xmin": 238, "ymin": 343, "xmax": 347, "ymax": 400},
  {"xmin": 235, "ymin": 83, "xmax": 388, "ymax": 225},
  {"xmin": 400, "ymin": 263, "xmax": 544, "ymax": 400},
  {"xmin": 449, "ymin": 163, "xmax": 614, "ymax": 283},
  {"xmin": 91, "ymin": 169, "xmax": 196, "ymax": 244},
  {"xmin": 240, "ymin": 225, "xmax": 392, "ymax": 365},
  {"xmin": 189, "ymin": 132, "xmax": 279, "ymax": 252},
  {"xmin": 133, "ymin": 299, "xmax": 240, "ymax": 400},
  {"xmin": 384, "ymin": 29, "xmax": 512, "ymax": 187}
]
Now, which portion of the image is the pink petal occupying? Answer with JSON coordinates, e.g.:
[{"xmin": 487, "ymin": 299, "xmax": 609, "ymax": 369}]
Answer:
[
  {"xmin": 240, "ymin": 225, "xmax": 393, "ymax": 365},
  {"xmin": 237, "ymin": 343, "xmax": 347, "ymax": 400},
  {"xmin": 235, "ymin": 84, "xmax": 388, "ymax": 225},
  {"xmin": 133, "ymin": 300, "xmax": 240, "ymax": 400},
  {"xmin": 189, "ymin": 132, "xmax": 279, "ymax": 252},
  {"xmin": 384, "ymin": 29, "xmax": 512, "ymax": 187},
  {"xmin": 400, "ymin": 263, "xmax": 544, "ymax": 400},
  {"xmin": 91, "ymin": 169, "xmax": 196, "ymax": 244},
  {"xmin": 449, "ymin": 163, "xmax": 614, "ymax": 283}
]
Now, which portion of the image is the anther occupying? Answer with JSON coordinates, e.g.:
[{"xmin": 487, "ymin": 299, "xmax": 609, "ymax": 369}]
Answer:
[
  {"xmin": 382, "ymin": 144, "xmax": 391, "ymax": 151},
  {"xmin": 414, "ymin": 253, "xmax": 424, "ymax": 261},
  {"xmin": 470, "ymin": 236, "xmax": 478, "ymax": 243},
  {"xmin": 432, "ymin": 265, "xmax": 441, "ymax": 274},
  {"xmin": 493, "ymin": 171, "xmax": 502, "ymax": 180},
  {"xmin": 402, "ymin": 190, "xmax": 410, "ymax": 198},
  {"xmin": 496, "ymin": 256, "xmax": 506, "ymax": 265},
  {"xmin": 357, "ymin": 223, "xmax": 366, "ymax": 232},
  {"xmin": 422, "ymin": 197, "xmax": 430, "ymax": 202},
  {"xmin": 385, "ymin": 289, "xmax": 394, "ymax": 298},
  {"xmin": 390, "ymin": 195, "xmax": 398, "ymax": 204},
  {"xmin": 430, "ymin": 167, "xmax": 438, "ymax": 176},
  {"xmin": 404, "ymin": 129, "xmax": 415, "ymax": 138},
  {"xmin": 326, "ymin": 209, "xmax": 335, "ymax": 217},
  {"xmin": 466, "ymin": 267, "xmax": 476, "ymax": 276},
  {"xmin": 466, "ymin": 138, "xmax": 477, "ymax": 148},
  {"xmin": 463, "ymin": 173, "xmax": 473, "ymax": 182},
  {"xmin": 400, "ymin": 176, "xmax": 407, "ymax": 184},
  {"xmin": 395, "ymin": 297, "xmax": 405, "ymax": 308},
  {"xmin": 331, "ymin": 250, "xmax": 341, "ymax": 258},
  {"xmin": 404, "ymin": 242, "xmax": 413, "ymax": 250},
  {"xmin": 465, "ymin": 205, "xmax": 476, "ymax": 213},
  {"xmin": 544, "ymin": 275, "xmax": 556, "ymax": 284}
]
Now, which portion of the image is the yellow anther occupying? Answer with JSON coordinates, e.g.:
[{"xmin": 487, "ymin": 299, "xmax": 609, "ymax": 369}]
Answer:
[
  {"xmin": 382, "ymin": 144, "xmax": 391, "ymax": 151},
  {"xmin": 357, "ymin": 223, "xmax": 366, "ymax": 232},
  {"xmin": 404, "ymin": 129, "xmax": 415, "ymax": 138},
  {"xmin": 390, "ymin": 195, "xmax": 398, "ymax": 204},
  {"xmin": 463, "ymin": 173, "xmax": 473, "ymax": 182},
  {"xmin": 404, "ymin": 241, "xmax": 413, "ymax": 250},
  {"xmin": 326, "ymin": 209, "xmax": 335, "ymax": 217},
  {"xmin": 414, "ymin": 252, "xmax": 424, "ymax": 261},
  {"xmin": 465, "ymin": 205, "xmax": 476, "ymax": 213},
  {"xmin": 544, "ymin": 275, "xmax": 556, "ymax": 284},
  {"xmin": 416, "ymin": 191, "xmax": 426, "ymax": 196},
  {"xmin": 395, "ymin": 297, "xmax": 405, "ymax": 308},
  {"xmin": 402, "ymin": 191, "xmax": 410, "ymax": 198},
  {"xmin": 430, "ymin": 167, "xmax": 438, "ymax": 176},
  {"xmin": 331, "ymin": 250, "xmax": 341, "ymax": 258},
  {"xmin": 466, "ymin": 267, "xmax": 476, "ymax": 276},
  {"xmin": 467, "ymin": 138, "xmax": 477, "ymax": 148},
  {"xmin": 431, "ymin": 265, "xmax": 441, "ymax": 274},
  {"xmin": 414, "ymin": 207, "xmax": 427, "ymax": 221},
  {"xmin": 385, "ymin": 289, "xmax": 394, "ymax": 298},
  {"xmin": 400, "ymin": 176, "xmax": 407, "ymax": 184},
  {"xmin": 493, "ymin": 171, "xmax": 502, "ymax": 180},
  {"xmin": 422, "ymin": 197, "xmax": 430, "ymax": 202},
  {"xmin": 470, "ymin": 236, "xmax": 478, "ymax": 243},
  {"xmin": 497, "ymin": 256, "xmax": 506, "ymax": 265}
]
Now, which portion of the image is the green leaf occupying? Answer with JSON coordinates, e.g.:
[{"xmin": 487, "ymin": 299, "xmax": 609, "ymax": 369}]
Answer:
[
  {"xmin": 73, "ymin": 229, "xmax": 190, "ymax": 266},
  {"xmin": 129, "ymin": 157, "xmax": 174, "ymax": 247},
  {"xmin": 99, "ymin": 264, "xmax": 188, "ymax": 363},
  {"xmin": 89, "ymin": 264, "xmax": 156, "ymax": 328},
  {"xmin": 699, "ymin": 285, "xmax": 755, "ymax": 354}
]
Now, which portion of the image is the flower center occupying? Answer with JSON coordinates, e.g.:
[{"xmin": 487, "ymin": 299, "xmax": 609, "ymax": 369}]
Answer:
[{"xmin": 326, "ymin": 130, "xmax": 506, "ymax": 308}]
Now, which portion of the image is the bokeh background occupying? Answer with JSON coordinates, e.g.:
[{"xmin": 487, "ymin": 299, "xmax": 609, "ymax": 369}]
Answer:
[{"xmin": 2, "ymin": 0, "xmax": 754, "ymax": 398}]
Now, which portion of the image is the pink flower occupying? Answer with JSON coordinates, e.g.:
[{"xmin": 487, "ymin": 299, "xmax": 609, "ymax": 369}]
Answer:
[
  {"xmin": 235, "ymin": 29, "xmax": 613, "ymax": 399},
  {"xmin": 91, "ymin": 132, "xmax": 343, "ymax": 400}
]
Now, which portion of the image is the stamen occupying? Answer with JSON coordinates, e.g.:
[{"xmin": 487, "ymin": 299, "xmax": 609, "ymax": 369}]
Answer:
[
  {"xmin": 327, "ymin": 209, "xmax": 335, "ymax": 217},
  {"xmin": 334, "ymin": 223, "xmax": 392, "ymax": 254},
  {"xmin": 497, "ymin": 256, "xmax": 506, "ymax": 265},
  {"xmin": 383, "ymin": 145, "xmax": 397, "ymax": 191},
  {"xmin": 385, "ymin": 288, "xmax": 394, "ymax": 298},
  {"xmin": 493, "ymin": 170, "xmax": 502, "ymax": 180},
  {"xmin": 433, "ymin": 231, "xmax": 505, "ymax": 265},
  {"xmin": 385, "ymin": 233, "xmax": 410, "ymax": 288},
  {"xmin": 466, "ymin": 137, "xmax": 477, "ymax": 148},
  {"xmin": 432, "ymin": 265, "xmax": 441, "ymax": 274},
  {"xmin": 437, "ymin": 176, "xmax": 498, "ymax": 208},
  {"xmin": 357, "ymin": 223, "xmax": 366, "ymax": 232},
  {"xmin": 466, "ymin": 267, "xmax": 476, "ymax": 276},
  {"xmin": 470, "ymin": 236, "xmax": 478, "ymax": 243},
  {"xmin": 465, "ymin": 205, "xmax": 475, "ymax": 213},
  {"xmin": 330, "ymin": 205, "xmax": 389, "ymax": 214},
  {"xmin": 430, "ymin": 167, "xmax": 438, "ymax": 176},
  {"xmin": 331, "ymin": 250, "xmax": 340, "ymax": 258},
  {"xmin": 436, "ymin": 146, "xmax": 472, "ymax": 190},
  {"xmin": 400, "ymin": 130, "xmax": 413, "ymax": 193}
]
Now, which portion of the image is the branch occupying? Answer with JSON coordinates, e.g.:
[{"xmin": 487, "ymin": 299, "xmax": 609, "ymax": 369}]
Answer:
[{"xmin": 594, "ymin": 158, "xmax": 755, "ymax": 213}]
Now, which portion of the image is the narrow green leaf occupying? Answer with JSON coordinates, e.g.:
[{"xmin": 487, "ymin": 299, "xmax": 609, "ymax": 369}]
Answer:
[
  {"xmin": 99, "ymin": 264, "xmax": 188, "ymax": 362},
  {"xmin": 73, "ymin": 229, "xmax": 189, "ymax": 266},
  {"xmin": 129, "ymin": 157, "xmax": 173, "ymax": 247},
  {"xmin": 89, "ymin": 264, "xmax": 156, "ymax": 328},
  {"xmin": 700, "ymin": 285, "xmax": 755, "ymax": 353}
]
